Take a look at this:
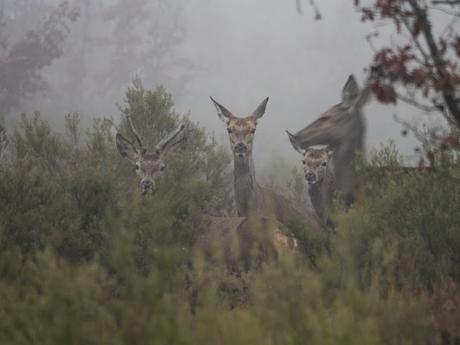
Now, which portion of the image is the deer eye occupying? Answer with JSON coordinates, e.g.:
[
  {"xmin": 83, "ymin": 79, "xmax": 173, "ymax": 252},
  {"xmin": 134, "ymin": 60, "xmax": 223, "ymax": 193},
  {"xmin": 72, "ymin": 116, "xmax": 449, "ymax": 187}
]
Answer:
[
  {"xmin": 159, "ymin": 164, "xmax": 166, "ymax": 172},
  {"xmin": 135, "ymin": 164, "xmax": 140, "ymax": 170},
  {"xmin": 302, "ymin": 160, "xmax": 306, "ymax": 165},
  {"xmin": 227, "ymin": 128, "xmax": 232, "ymax": 134},
  {"xmin": 322, "ymin": 162, "xmax": 327, "ymax": 167},
  {"xmin": 250, "ymin": 128, "xmax": 256, "ymax": 134}
]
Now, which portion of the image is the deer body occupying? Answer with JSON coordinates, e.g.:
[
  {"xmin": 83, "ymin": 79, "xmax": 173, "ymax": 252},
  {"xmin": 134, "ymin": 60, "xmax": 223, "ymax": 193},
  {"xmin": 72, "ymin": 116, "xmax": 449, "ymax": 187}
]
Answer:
[
  {"xmin": 300, "ymin": 148, "xmax": 335, "ymax": 228},
  {"xmin": 287, "ymin": 75, "xmax": 370, "ymax": 206}
]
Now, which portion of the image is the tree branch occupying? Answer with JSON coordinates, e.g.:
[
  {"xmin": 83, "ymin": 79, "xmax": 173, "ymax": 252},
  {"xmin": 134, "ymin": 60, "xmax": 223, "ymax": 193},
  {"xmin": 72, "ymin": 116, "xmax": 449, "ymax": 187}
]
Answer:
[{"xmin": 408, "ymin": 0, "xmax": 460, "ymax": 126}]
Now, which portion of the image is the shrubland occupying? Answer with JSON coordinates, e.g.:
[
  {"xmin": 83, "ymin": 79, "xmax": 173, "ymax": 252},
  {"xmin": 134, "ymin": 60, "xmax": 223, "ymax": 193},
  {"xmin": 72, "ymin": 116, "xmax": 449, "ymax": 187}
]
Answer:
[{"xmin": 0, "ymin": 85, "xmax": 458, "ymax": 344}]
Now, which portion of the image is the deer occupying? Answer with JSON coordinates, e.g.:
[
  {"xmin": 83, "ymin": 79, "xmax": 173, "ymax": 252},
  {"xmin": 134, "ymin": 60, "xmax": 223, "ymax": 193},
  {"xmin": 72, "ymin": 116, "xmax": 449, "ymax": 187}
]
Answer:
[
  {"xmin": 115, "ymin": 113, "xmax": 186, "ymax": 194},
  {"xmin": 210, "ymin": 97, "xmax": 321, "ymax": 240},
  {"xmin": 286, "ymin": 75, "xmax": 371, "ymax": 207},
  {"xmin": 289, "ymin": 144, "xmax": 335, "ymax": 229},
  {"xmin": 115, "ymin": 111, "xmax": 288, "ymax": 272}
]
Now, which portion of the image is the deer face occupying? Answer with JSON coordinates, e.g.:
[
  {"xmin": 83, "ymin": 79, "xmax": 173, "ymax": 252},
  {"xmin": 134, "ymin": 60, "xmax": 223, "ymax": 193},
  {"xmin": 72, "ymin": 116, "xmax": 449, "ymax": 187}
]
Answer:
[
  {"xmin": 289, "ymin": 141, "xmax": 332, "ymax": 185},
  {"xmin": 116, "ymin": 121, "xmax": 185, "ymax": 195},
  {"xmin": 210, "ymin": 97, "xmax": 269, "ymax": 158},
  {"xmin": 301, "ymin": 148, "xmax": 332, "ymax": 184}
]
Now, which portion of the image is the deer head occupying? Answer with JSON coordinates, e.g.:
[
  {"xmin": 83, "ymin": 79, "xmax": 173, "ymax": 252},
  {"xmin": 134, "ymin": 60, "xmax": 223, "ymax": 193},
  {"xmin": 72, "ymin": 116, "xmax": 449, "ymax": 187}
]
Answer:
[
  {"xmin": 289, "ymin": 142, "xmax": 333, "ymax": 185},
  {"xmin": 286, "ymin": 75, "xmax": 370, "ymax": 149},
  {"xmin": 210, "ymin": 97, "xmax": 269, "ymax": 158},
  {"xmin": 116, "ymin": 114, "xmax": 185, "ymax": 194}
]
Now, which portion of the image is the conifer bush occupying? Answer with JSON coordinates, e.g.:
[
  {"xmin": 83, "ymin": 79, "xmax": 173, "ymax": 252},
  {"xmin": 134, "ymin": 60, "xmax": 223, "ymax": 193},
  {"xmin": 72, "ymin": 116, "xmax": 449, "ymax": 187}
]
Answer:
[{"xmin": 0, "ymin": 87, "xmax": 457, "ymax": 344}]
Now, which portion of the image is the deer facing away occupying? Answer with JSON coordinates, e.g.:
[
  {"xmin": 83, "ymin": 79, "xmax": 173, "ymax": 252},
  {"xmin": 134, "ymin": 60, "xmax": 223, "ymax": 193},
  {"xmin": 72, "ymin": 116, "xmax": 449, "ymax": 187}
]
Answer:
[{"xmin": 287, "ymin": 75, "xmax": 370, "ymax": 206}]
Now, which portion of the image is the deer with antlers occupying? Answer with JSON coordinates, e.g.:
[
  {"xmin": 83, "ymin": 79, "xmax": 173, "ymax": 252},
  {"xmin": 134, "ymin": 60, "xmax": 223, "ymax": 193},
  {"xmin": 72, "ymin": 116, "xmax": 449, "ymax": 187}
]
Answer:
[
  {"xmin": 116, "ymin": 113, "xmax": 186, "ymax": 194},
  {"xmin": 116, "ymin": 110, "xmax": 297, "ymax": 276},
  {"xmin": 287, "ymin": 75, "xmax": 371, "ymax": 207}
]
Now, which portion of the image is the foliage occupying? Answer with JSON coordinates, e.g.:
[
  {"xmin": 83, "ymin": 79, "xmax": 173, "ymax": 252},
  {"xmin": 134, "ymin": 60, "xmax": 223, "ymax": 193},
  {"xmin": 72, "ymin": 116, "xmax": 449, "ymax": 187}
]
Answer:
[
  {"xmin": 354, "ymin": 0, "xmax": 460, "ymax": 128},
  {"xmin": 0, "ymin": 1, "xmax": 80, "ymax": 114},
  {"xmin": 0, "ymin": 89, "xmax": 459, "ymax": 344}
]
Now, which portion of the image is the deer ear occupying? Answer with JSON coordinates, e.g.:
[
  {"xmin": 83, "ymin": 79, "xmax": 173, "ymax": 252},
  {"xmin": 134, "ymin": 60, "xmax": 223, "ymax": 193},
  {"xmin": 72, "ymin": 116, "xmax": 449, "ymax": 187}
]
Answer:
[
  {"xmin": 210, "ymin": 97, "xmax": 235, "ymax": 123},
  {"xmin": 116, "ymin": 133, "xmax": 138, "ymax": 162},
  {"xmin": 286, "ymin": 130, "xmax": 304, "ymax": 155},
  {"xmin": 342, "ymin": 75, "xmax": 360, "ymax": 105},
  {"xmin": 156, "ymin": 123, "xmax": 186, "ymax": 156},
  {"xmin": 251, "ymin": 97, "xmax": 269, "ymax": 120}
]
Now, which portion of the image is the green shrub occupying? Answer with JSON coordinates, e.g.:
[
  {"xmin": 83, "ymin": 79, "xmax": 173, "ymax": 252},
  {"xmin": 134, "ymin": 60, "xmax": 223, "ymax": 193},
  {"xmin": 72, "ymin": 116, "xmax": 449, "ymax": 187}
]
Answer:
[{"xmin": 1, "ymin": 92, "xmax": 456, "ymax": 344}]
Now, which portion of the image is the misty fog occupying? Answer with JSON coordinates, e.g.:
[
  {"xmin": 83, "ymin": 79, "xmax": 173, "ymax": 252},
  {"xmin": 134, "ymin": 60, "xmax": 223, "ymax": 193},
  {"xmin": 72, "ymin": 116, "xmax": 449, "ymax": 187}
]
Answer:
[{"xmin": 3, "ymin": 0, "xmax": 438, "ymax": 170}]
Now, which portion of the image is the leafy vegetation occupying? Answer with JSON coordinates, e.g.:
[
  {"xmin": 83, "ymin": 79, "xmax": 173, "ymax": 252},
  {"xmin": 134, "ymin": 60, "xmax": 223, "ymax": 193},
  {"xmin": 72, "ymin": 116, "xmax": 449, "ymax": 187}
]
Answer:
[{"xmin": 0, "ymin": 86, "xmax": 458, "ymax": 344}]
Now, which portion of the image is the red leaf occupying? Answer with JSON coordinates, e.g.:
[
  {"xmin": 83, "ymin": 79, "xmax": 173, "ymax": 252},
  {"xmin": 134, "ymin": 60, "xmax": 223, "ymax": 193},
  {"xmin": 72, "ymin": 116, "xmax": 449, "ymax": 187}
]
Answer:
[
  {"xmin": 411, "ymin": 68, "xmax": 428, "ymax": 86},
  {"xmin": 371, "ymin": 83, "xmax": 397, "ymax": 103},
  {"xmin": 412, "ymin": 18, "xmax": 422, "ymax": 37}
]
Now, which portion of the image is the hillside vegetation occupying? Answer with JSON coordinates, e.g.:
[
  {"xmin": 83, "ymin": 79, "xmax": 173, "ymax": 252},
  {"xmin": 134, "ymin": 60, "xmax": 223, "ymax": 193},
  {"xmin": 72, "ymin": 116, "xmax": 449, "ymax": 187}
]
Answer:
[{"xmin": 0, "ymin": 86, "xmax": 459, "ymax": 345}]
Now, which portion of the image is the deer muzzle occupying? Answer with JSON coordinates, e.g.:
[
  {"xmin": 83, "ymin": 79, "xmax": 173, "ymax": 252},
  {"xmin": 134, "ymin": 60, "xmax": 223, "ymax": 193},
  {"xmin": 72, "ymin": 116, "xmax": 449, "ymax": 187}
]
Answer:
[
  {"xmin": 140, "ymin": 179, "xmax": 155, "ymax": 194},
  {"xmin": 305, "ymin": 171, "xmax": 318, "ymax": 185},
  {"xmin": 233, "ymin": 142, "xmax": 248, "ymax": 155}
]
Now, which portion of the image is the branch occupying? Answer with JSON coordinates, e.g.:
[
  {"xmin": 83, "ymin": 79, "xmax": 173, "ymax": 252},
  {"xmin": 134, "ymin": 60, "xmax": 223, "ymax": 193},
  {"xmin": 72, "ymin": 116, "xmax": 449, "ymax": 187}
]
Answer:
[
  {"xmin": 393, "ymin": 114, "xmax": 431, "ymax": 147},
  {"xmin": 296, "ymin": 0, "xmax": 322, "ymax": 20},
  {"xmin": 432, "ymin": 0, "xmax": 460, "ymax": 5},
  {"xmin": 396, "ymin": 92, "xmax": 439, "ymax": 112},
  {"xmin": 408, "ymin": 0, "xmax": 460, "ymax": 126}
]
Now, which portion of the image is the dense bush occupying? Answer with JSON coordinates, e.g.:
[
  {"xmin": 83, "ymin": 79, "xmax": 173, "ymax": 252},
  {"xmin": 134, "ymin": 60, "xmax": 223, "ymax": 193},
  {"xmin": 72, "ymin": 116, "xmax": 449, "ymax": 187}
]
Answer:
[{"xmin": 0, "ymin": 87, "xmax": 458, "ymax": 344}]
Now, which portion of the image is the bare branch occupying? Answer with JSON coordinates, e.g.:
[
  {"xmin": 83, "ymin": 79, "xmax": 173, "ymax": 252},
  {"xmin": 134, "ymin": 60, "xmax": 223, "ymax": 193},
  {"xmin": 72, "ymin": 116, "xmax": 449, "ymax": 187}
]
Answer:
[
  {"xmin": 296, "ymin": 0, "xmax": 322, "ymax": 20},
  {"xmin": 396, "ymin": 92, "xmax": 439, "ymax": 112},
  {"xmin": 432, "ymin": 0, "xmax": 460, "ymax": 5},
  {"xmin": 393, "ymin": 113, "xmax": 431, "ymax": 147},
  {"xmin": 309, "ymin": 0, "xmax": 322, "ymax": 20},
  {"xmin": 408, "ymin": 0, "xmax": 460, "ymax": 126}
]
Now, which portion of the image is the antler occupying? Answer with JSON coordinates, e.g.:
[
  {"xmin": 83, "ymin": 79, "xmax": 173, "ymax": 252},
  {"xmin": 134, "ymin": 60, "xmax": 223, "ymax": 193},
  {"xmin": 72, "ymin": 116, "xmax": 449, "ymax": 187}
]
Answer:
[
  {"xmin": 125, "ymin": 112, "xmax": 144, "ymax": 151},
  {"xmin": 155, "ymin": 123, "xmax": 186, "ymax": 155}
]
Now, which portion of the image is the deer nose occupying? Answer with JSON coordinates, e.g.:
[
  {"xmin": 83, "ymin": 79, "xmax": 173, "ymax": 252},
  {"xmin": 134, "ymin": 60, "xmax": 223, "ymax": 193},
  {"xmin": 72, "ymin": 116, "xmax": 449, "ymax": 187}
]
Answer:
[
  {"xmin": 140, "ymin": 180, "xmax": 154, "ymax": 193},
  {"xmin": 234, "ymin": 142, "xmax": 247, "ymax": 154},
  {"xmin": 305, "ymin": 171, "xmax": 316, "ymax": 184}
]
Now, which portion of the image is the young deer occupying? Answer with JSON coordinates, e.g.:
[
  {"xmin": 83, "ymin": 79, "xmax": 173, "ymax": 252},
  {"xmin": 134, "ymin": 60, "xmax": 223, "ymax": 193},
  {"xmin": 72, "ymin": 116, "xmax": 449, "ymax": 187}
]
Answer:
[
  {"xmin": 116, "ymin": 114, "xmax": 185, "ymax": 194},
  {"xmin": 289, "ymin": 144, "xmax": 335, "ymax": 228},
  {"xmin": 286, "ymin": 75, "xmax": 370, "ymax": 206},
  {"xmin": 210, "ymin": 97, "xmax": 320, "ymax": 229}
]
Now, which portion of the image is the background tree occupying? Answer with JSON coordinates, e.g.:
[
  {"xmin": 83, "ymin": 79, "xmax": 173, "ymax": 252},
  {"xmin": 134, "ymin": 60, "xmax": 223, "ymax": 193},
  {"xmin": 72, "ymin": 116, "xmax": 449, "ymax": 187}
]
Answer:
[
  {"xmin": 354, "ymin": 0, "xmax": 460, "ymax": 131},
  {"xmin": 0, "ymin": 1, "xmax": 80, "ymax": 116}
]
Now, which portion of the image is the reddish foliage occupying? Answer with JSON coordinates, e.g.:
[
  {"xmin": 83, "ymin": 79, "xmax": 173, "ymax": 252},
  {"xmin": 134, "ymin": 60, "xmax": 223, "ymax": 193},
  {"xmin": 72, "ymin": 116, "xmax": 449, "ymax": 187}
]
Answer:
[
  {"xmin": 370, "ymin": 82, "xmax": 397, "ymax": 103},
  {"xmin": 355, "ymin": 0, "xmax": 460, "ymax": 126},
  {"xmin": 0, "ymin": 2, "xmax": 80, "ymax": 114}
]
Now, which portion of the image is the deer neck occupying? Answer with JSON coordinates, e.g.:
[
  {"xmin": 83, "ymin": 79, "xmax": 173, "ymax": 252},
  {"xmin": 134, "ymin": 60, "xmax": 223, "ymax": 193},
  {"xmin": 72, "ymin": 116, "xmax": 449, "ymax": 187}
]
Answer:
[{"xmin": 233, "ymin": 152, "xmax": 258, "ymax": 217}]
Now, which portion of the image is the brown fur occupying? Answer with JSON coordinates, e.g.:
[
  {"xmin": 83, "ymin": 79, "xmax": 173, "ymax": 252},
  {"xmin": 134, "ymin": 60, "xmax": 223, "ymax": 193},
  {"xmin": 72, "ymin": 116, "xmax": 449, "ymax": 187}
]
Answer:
[{"xmin": 287, "ymin": 75, "xmax": 370, "ymax": 206}]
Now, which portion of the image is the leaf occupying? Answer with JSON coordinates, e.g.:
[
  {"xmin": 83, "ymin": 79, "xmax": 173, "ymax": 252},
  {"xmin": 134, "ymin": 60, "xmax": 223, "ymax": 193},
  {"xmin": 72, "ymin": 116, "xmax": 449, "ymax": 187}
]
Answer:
[{"xmin": 371, "ymin": 83, "xmax": 397, "ymax": 103}]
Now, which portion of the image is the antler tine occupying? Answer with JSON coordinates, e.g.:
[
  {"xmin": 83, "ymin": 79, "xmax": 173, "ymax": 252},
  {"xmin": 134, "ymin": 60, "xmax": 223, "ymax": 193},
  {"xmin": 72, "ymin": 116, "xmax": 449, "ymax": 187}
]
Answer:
[
  {"xmin": 125, "ymin": 112, "xmax": 144, "ymax": 150},
  {"xmin": 156, "ymin": 123, "xmax": 186, "ymax": 155}
]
